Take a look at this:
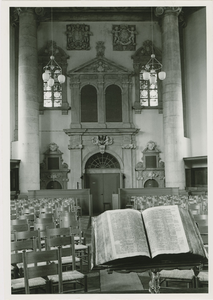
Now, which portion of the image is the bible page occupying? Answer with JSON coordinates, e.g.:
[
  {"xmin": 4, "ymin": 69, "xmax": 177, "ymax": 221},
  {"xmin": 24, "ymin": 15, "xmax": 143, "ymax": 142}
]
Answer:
[
  {"xmin": 142, "ymin": 205, "xmax": 190, "ymax": 258},
  {"xmin": 105, "ymin": 209, "xmax": 150, "ymax": 261},
  {"xmin": 93, "ymin": 211, "xmax": 114, "ymax": 266}
]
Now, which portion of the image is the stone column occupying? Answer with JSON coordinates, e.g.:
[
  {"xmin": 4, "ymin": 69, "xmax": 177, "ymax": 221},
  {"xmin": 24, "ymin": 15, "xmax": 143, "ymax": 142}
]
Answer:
[
  {"xmin": 155, "ymin": 7, "xmax": 185, "ymax": 189},
  {"xmin": 18, "ymin": 8, "xmax": 40, "ymax": 196}
]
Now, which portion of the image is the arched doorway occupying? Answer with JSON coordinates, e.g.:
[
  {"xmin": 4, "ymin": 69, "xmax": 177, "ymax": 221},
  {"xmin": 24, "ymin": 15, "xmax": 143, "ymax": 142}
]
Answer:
[
  {"xmin": 144, "ymin": 179, "xmax": 159, "ymax": 188},
  {"xmin": 85, "ymin": 152, "xmax": 121, "ymax": 214},
  {"xmin": 46, "ymin": 181, "xmax": 62, "ymax": 189}
]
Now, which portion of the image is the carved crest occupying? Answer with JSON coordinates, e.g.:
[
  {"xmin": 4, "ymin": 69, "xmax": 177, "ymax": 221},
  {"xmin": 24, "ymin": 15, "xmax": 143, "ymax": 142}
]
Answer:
[
  {"xmin": 143, "ymin": 141, "xmax": 160, "ymax": 152},
  {"xmin": 66, "ymin": 24, "xmax": 93, "ymax": 50},
  {"xmin": 96, "ymin": 41, "xmax": 105, "ymax": 57},
  {"xmin": 92, "ymin": 135, "xmax": 113, "ymax": 154},
  {"xmin": 49, "ymin": 142, "xmax": 58, "ymax": 152},
  {"xmin": 112, "ymin": 25, "xmax": 137, "ymax": 51}
]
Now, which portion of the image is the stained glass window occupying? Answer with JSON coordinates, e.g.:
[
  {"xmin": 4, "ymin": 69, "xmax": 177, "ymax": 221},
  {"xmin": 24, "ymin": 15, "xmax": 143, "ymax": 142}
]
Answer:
[
  {"xmin": 139, "ymin": 70, "xmax": 158, "ymax": 107},
  {"xmin": 43, "ymin": 71, "xmax": 62, "ymax": 108}
]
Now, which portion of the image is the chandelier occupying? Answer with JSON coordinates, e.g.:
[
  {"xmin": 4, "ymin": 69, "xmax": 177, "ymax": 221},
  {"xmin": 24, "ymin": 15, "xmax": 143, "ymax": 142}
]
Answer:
[
  {"xmin": 142, "ymin": 7, "xmax": 166, "ymax": 84},
  {"xmin": 42, "ymin": 56, "xmax": 65, "ymax": 87},
  {"xmin": 143, "ymin": 54, "xmax": 166, "ymax": 84},
  {"xmin": 42, "ymin": 8, "xmax": 65, "ymax": 89}
]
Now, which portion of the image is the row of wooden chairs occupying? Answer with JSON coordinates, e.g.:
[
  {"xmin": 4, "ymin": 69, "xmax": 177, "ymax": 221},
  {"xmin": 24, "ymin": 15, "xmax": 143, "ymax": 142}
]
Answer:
[
  {"xmin": 11, "ymin": 233, "xmax": 87, "ymax": 294},
  {"xmin": 11, "ymin": 209, "xmax": 80, "ymax": 231},
  {"xmin": 159, "ymin": 213, "xmax": 208, "ymax": 289},
  {"xmin": 127, "ymin": 195, "xmax": 208, "ymax": 214},
  {"xmin": 11, "ymin": 197, "xmax": 82, "ymax": 219},
  {"xmin": 11, "ymin": 216, "xmax": 90, "ymax": 273}
]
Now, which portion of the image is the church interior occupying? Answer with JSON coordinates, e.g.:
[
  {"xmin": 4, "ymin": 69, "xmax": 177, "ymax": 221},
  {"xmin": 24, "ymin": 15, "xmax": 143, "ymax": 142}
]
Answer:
[{"xmin": 5, "ymin": 4, "xmax": 211, "ymax": 295}]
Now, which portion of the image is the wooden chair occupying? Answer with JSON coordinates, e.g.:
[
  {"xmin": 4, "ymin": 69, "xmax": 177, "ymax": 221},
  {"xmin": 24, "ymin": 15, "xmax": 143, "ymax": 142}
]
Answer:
[
  {"xmin": 71, "ymin": 225, "xmax": 90, "ymax": 273},
  {"xmin": 22, "ymin": 248, "xmax": 63, "ymax": 294},
  {"xmin": 159, "ymin": 269, "xmax": 196, "ymax": 289},
  {"xmin": 19, "ymin": 214, "xmax": 35, "ymax": 229},
  {"xmin": 34, "ymin": 223, "xmax": 56, "ymax": 250},
  {"xmin": 11, "ymin": 239, "xmax": 37, "ymax": 293},
  {"xmin": 47, "ymin": 235, "xmax": 87, "ymax": 293},
  {"xmin": 12, "ymin": 231, "xmax": 42, "ymax": 276},
  {"xmin": 46, "ymin": 227, "xmax": 82, "ymax": 271}
]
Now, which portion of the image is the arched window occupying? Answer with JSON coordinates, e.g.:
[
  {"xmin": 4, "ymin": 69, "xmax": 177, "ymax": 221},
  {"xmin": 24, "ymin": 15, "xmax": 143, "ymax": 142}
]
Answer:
[
  {"xmin": 81, "ymin": 85, "xmax": 98, "ymax": 122},
  {"xmin": 105, "ymin": 85, "xmax": 122, "ymax": 122},
  {"xmin": 43, "ymin": 74, "xmax": 63, "ymax": 108},
  {"xmin": 140, "ymin": 70, "xmax": 158, "ymax": 107},
  {"xmin": 86, "ymin": 152, "xmax": 120, "ymax": 169}
]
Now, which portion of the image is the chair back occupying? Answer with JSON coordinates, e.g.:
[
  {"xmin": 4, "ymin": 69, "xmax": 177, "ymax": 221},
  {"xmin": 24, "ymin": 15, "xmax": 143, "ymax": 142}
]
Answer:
[
  {"xmin": 46, "ymin": 227, "xmax": 70, "ymax": 239},
  {"xmin": 59, "ymin": 212, "xmax": 78, "ymax": 228},
  {"xmin": 15, "ymin": 230, "xmax": 39, "ymax": 248},
  {"xmin": 35, "ymin": 217, "xmax": 54, "ymax": 224},
  {"xmin": 38, "ymin": 213, "xmax": 54, "ymax": 219},
  {"xmin": 189, "ymin": 203, "xmax": 202, "ymax": 214},
  {"xmin": 11, "ymin": 238, "xmax": 36, "ymax": 253},
  {"xmin": 22, "ymin": 248, "xmax": 63, "ymax": 294},
  {"xmin": 193, "ymin": 214, "xmax": 208, "ymax": 226},
  {"xmin": 11, "ymin": 223, "xmax": 30, "ymax": 233},
  {"xmin": 19, "ymin": 214, "xmax": 35, "ymax": 221},
  {"xmin": 11, "ymin": 219, "xmax": 28, "ymax": 226}
]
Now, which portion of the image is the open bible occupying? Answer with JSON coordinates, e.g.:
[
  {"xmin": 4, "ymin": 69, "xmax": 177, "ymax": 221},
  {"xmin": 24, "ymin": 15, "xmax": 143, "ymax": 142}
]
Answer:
[{"xmin": 91, "ymin": 205, "xmax": 207, "ymax": 270}]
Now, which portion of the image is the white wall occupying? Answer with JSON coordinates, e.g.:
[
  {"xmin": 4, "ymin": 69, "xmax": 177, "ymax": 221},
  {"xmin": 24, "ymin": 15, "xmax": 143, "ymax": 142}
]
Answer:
[
  {"xmin": 37, "ymin": 20, "xmax": 164, "ymax": 173},
  {"xmin": 184, "ymin": 8, "xmax": 207, "ymax": 157}
]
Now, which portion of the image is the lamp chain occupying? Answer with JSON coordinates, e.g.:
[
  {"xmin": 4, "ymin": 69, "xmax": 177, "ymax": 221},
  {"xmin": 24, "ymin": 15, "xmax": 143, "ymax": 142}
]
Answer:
[
  {"xmin": 151, "ymin": 7, "xmax": 154, "ymax": 55},
  {"xmin": 51, "ymin": 7, "xmax": 53, "ymax": 57}
]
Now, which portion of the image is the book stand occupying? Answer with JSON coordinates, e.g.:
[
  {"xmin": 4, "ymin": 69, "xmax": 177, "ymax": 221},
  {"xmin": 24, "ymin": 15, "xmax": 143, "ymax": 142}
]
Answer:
[{"xmin": 100, "ymin": 261, "xmax": 205, "ymax": 293}]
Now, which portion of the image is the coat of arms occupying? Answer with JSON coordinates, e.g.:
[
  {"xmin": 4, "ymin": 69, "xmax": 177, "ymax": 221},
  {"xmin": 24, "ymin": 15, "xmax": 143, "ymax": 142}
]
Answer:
[
  {"xmin": 66, "ymin": 24, "xmax": 93, "ymax": 50},
  {"xmin": 112, "ymin": 25, "xmax": 137, "ymax": 51}
]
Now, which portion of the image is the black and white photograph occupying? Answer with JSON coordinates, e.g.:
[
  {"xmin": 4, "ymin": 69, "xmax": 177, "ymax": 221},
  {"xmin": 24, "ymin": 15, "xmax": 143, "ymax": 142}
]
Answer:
[{"xmin": 1, "ymin": 1, "xmax": 212, "ymax": 298}]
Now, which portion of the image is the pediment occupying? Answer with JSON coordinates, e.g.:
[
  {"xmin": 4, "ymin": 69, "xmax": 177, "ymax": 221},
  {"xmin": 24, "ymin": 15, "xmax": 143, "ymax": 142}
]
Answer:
[{"xmin": 68, "ymin": 56, "xmax": 130, "ymax": 75}]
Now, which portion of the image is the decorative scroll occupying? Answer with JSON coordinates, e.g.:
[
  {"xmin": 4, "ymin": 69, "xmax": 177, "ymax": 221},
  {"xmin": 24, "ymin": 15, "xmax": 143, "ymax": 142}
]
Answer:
[
  {"xmin": 68, "ymin": 144, "xmax": 83, "ymax": 150},
  {"xmin": 122, "ymin": 144, "xmax": 136, "ymax": 149},
  {"xmin": 92, "ymin": 135, "xmax": 113, "ymax": 154},
  {"xmin": 112, "ymin": 25, "xmax": 137, "ymax": 51},
  {"xmin": 66, "ymin": 24, "xmax": 93, "ymax": 50}
]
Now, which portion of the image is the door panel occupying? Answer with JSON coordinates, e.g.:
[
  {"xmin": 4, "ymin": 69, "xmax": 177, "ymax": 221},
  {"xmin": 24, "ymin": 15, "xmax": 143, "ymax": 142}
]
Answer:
[
  {"xmin": 103, "ymin": 173, "xmax": 120, "ymax": 206},
  {"xmin": 86, "ymin": 174, "xmax": 104, "ymax": 214},
  {"xmin": 86, "ymin": 173, "xmax": 120, "ymax": 214}
]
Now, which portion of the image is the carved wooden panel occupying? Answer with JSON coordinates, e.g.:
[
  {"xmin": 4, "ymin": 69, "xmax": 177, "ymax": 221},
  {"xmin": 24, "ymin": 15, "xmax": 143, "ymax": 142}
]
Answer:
[{"xmin": 40, "ymin": 143, "xmax": 70, "ymax": 189}]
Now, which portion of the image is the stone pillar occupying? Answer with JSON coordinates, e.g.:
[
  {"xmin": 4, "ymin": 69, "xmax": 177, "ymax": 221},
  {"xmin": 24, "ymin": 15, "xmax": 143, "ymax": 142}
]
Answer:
[
  {"xmin": 155, "ymin": 7, "xmax": 185, "ymax": 189},
  {"xmin": 68, "ymin": 135, "xmax": 83, "ymax": 189},
  {"xmin": 18, "ymin": 8, "xmax": 40, "ymax": 196}
]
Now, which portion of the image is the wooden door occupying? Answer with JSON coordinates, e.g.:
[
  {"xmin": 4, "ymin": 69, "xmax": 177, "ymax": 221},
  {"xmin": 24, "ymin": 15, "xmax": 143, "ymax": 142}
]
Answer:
[{"xmin": 86, "ymin": 173, "xmax": 120, "ymax": 214}]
